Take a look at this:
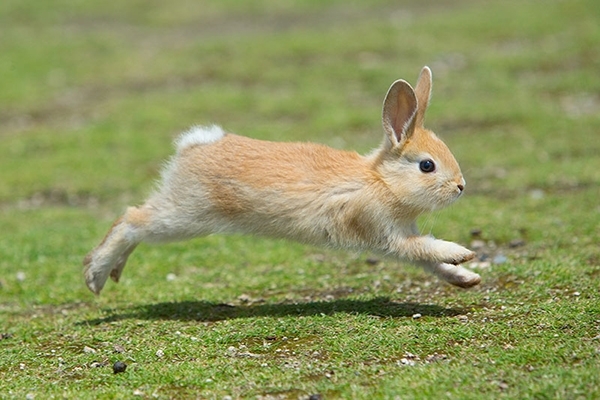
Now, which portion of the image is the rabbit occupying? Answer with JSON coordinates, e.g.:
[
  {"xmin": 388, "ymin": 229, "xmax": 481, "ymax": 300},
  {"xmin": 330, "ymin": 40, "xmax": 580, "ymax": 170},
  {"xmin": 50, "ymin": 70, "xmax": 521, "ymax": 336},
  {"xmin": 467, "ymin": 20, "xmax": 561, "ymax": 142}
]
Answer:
[{"xmin": 83, "ymin": 66, "xmax": 481, "ymax": 295}]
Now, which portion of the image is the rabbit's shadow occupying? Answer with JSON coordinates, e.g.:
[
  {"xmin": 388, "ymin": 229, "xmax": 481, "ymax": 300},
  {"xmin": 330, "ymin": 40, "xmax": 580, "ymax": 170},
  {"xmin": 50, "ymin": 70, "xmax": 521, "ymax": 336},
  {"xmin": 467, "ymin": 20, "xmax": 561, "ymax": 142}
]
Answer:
[{"xmin": 82, "ymin": 297, "xmax": 462, "ymax": 325}]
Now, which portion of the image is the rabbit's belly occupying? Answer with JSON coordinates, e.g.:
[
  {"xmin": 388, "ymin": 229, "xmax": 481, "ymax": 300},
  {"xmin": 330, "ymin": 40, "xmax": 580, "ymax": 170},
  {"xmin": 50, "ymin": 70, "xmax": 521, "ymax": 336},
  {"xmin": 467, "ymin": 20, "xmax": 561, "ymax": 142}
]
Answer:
[
  {"xmin": 211, "ymin": 188, "xmax": 382, "ymax": 250},
  {"xmin": 216, "ymin": 193, "xmax": 333, "ymax": 245}
]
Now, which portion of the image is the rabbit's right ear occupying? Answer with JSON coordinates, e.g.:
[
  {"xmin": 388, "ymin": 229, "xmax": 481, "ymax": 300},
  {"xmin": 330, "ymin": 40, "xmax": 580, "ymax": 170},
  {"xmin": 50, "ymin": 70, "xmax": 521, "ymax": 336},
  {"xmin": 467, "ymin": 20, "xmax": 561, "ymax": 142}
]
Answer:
[
  {"xmin": 414, "ymin": 66, "xmax": 432, "ymax": 128},
  {"xmin": 382, "ymin": 80, "xmax": 418, "ymax": 149}
]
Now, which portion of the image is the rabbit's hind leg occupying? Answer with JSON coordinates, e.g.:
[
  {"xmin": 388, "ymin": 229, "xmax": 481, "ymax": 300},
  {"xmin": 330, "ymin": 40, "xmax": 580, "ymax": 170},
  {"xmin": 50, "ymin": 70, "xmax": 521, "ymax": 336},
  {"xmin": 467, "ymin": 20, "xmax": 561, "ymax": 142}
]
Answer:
[{"xmin": 83, "ymin": 206, "xmax": 150, "ymax": 294}]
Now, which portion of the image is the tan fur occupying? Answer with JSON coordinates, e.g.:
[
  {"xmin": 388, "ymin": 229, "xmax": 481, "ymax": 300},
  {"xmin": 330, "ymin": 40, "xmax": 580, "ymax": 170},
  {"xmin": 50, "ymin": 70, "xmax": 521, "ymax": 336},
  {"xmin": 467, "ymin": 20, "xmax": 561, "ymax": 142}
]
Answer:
[{"xmin": 83, "ymin": 66, "xmax": 480, "ymax": 295}]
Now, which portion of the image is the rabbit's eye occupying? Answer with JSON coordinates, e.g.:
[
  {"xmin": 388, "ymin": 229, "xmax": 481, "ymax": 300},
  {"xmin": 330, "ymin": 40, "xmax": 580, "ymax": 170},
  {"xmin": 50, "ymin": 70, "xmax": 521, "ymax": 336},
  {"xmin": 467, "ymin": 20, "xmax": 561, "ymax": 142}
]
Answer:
[{"xmin": 419, "ymin": 159, "xmax": 436, "ymax": 173}]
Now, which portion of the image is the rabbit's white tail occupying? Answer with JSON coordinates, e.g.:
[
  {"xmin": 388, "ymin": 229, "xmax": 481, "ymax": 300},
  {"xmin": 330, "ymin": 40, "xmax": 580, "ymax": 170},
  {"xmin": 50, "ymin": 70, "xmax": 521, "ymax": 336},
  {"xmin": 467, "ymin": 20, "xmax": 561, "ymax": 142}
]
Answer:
[{"xmin": 175, "ymin": 125, "xmax": 225, "ymax": 153}]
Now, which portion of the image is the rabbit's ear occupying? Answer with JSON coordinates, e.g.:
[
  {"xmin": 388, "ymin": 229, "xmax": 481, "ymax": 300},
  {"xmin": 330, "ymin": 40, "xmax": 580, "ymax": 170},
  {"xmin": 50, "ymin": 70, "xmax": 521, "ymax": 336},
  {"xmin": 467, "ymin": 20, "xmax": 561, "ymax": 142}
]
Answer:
[
  {"xmin": 414, "ymin": 66, "xmax": 432, "ymax": 128},
  {"xmin": 382, "ymin": 79, "xmax": 418, "ymax": 148}
]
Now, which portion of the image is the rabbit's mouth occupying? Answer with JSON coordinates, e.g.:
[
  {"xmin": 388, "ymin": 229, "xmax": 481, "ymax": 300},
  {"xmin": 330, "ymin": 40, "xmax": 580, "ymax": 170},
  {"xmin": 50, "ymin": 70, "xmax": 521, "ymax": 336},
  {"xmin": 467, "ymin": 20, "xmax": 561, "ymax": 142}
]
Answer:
[
  {"xmin": 444, "ymin": 179, "xmax": 466, "ymax": 204},
  {"xmin": 429, "ymin": 188, "xmax": 464, "ymax": 211}
]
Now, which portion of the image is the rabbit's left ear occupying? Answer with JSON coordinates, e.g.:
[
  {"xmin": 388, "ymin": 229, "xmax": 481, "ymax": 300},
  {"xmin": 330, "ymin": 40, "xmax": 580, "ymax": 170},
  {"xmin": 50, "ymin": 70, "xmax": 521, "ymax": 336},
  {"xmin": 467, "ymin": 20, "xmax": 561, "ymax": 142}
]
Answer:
[
  {"xmin": 414, "ymin": 66, "xmax": 432, "ymax": 128},
  {"xmin": 382, "ymin": 79, "xmax": 418, "ymax": 149}
]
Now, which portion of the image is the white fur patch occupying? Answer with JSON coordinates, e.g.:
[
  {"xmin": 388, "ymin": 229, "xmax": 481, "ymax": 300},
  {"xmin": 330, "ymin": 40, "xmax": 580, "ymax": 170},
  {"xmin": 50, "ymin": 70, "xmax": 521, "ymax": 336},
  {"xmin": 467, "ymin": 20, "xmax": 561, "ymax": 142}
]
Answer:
[{"xmin": 175, "ymin": 125, "xmax": 224, "ymax": 153}]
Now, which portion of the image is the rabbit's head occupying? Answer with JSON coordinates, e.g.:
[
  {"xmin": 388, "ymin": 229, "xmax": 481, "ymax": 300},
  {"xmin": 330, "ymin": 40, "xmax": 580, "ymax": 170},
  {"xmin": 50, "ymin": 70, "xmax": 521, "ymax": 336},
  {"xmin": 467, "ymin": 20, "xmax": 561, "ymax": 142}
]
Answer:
[{"xmin": 374, "ymin": 67, "xmax": 465, "ymax": 215}]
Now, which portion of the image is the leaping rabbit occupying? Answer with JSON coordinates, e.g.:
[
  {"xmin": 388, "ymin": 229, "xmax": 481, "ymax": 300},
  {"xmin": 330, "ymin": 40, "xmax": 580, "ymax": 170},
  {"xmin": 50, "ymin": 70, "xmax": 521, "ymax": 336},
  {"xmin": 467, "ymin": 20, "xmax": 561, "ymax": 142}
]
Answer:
[{"xmin": 84, "ymin": 67, "xmax": 480, "ymax": 295}]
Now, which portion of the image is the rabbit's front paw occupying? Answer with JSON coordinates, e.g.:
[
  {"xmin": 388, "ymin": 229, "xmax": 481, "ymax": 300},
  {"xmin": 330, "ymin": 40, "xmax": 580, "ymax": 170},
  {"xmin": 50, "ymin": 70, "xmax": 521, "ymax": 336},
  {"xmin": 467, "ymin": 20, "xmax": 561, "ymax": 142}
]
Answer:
[
  {"xmin": 438, "ymin": 242, "xmax": 475, "ymax": 265},
  {"xmin": 439, "ymin": 263, "xmax": 481, "ymax": 288},
  {"xmin": 451, "ymin": 249, "xmax": 476, "ymax": 265}
]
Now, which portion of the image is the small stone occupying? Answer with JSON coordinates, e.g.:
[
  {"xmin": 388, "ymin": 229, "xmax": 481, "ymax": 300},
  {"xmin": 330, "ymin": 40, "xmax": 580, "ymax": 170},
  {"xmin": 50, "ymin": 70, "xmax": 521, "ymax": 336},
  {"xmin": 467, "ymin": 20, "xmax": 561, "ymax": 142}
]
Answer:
[
  {"xmin": 309, "ymin": 395, "xmax": 323, "ymax": 400},
  {"xmin": 238, "ymin": 294, "xmax": 251, "ymax": 303},
  {"xmin": 156, "ymin": 349, "xmax": 164, "ymax": 358},
  {"xmin": 412, "ymin": 313, "xmax": 422, "ymax": 319},
  {"xmin": 16, "ymin": 271, "xmax": 26, "ymax": 282},
  {"xmin": 166, "ymin": 273, "xmax": 177, "ymax": 282},
  {"xmin": 493, "ymin": 254, "xmax": 508, "ymax": 265},
  {"xmin": 83, "ymin": 346, "xmax": 97, "ymax": 354},
  {"xmin": 470, "ymin": 240, "xmax": 486, "ymax": 250},
  {"xmin": 399, "ymin": 358, "xmax": 416, "ymax": 366},
  {"xmin": 90, "ymin": 361, "xmax": 105, "ymax": 368},
  {"xmin": 113, "ymin": 344, "xmax": 126, "ymax": 353},
  {"xmin": 425, "ymin": 353, "xmax": 448, "ymax": 363},
  {"xmin": 529, "ymin": 189, "xmax": 545, "ymax": 200},
  {"xmin": 509, "ymin": 238, "xmax": 526, "ymax": 248},
  {"xmin": 236, "ymin": 351, "xmax": 261, "ymax": 358},
  {"xmin": 113, "ymin": 361, "xmax": 127, "ymax": 374},
  {"xmin": 470, "ymin": 228, "xmax": 482, "ymax": 238},
  {"xmin": 471, "ymin": 261, "xmax": 491, "ymax": 270},
  {"xmin": 365, "ymin": 257, "xmax": 380, "ymax": 266}
]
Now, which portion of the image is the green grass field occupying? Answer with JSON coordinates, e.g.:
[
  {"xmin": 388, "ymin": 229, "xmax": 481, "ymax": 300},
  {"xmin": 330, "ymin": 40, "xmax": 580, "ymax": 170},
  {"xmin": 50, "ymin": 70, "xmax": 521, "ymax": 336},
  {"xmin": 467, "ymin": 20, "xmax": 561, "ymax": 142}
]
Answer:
[{"xmin": 1, "ymin": 0, "xmax": 599, "ymax": 398}]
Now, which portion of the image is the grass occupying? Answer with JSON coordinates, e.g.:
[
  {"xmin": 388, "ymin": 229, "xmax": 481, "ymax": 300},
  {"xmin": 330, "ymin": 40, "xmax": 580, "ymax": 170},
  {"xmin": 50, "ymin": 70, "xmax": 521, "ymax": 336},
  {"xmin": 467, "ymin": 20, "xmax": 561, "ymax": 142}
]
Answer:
[{"xmin": 1, "ymin": 0, "xmax": 599, "ymax": 398}]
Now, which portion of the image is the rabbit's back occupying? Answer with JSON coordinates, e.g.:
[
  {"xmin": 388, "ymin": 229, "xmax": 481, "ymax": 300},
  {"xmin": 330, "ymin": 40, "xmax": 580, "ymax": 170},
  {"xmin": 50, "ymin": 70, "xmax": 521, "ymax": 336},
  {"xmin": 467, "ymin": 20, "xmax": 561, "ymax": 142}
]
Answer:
[{"xmin": 183, "ymin": 132, "xmax": 365, "ymax": 185}]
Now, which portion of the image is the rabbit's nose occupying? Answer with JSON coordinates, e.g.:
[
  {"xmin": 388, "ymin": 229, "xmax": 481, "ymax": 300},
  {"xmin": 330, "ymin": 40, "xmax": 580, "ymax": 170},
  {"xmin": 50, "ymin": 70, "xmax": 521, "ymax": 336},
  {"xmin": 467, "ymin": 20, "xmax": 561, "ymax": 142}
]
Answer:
[{"xmin": 457, "ymin": 184, "xmax": 464, "ymax": 192}]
